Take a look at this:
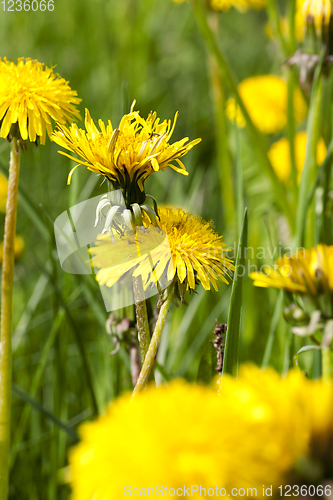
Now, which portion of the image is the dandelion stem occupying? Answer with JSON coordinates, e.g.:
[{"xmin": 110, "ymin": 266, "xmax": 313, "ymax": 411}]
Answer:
[
  {"xmin": 322, "ymin": 347, "xmax": 332, "ymax": 383},
  {"xmin": 133, "ymin": 287, "xmax": 173, "ymax": 396},
  {"xmin": 133, "ymin": 276, "xmax": 151, "ymax": 363},
  {"xmin": 0, "ymin": 138, "xmax": 20, "ymax": 500}
]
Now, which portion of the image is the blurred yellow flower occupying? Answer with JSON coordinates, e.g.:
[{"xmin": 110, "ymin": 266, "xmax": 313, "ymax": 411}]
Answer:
[
  {"xmin": 53, "ymin": 105, "xmax": 201, "ymax": 204},
  {"xmin": 210, "ymin": 0, "xmax": 266, "ymax": 11},
  {"xmin": 69, "ymin": 365, "xmax": 333, "ymax": 500},
  {"xmin": 0, "ymin": 235, "xmax": 24, "ymax": 263},
  {"xmin": 0, "ymin": 58, "xmax": 81, "ymax": 145},
  {"xmin": 250, "ymin": 244, "xmax": 333, "ymax": 298},
  {"xmin": 226, "ymin": 75, "xmax": 307, "ymax": 134},
  {"xmin": 0, "ymin": 173, "xmax": 8, "ymax": 212},
  {"xmin": 299, "ymin": 0, "xmax": 332, "ymax": 34},
  {"xmin": 268, "ymin": 131, "xmax": 327, "ymax": 184},
  {"xmin": 91, "ymin": 207, "xmax": 234, "ymax": 293}
]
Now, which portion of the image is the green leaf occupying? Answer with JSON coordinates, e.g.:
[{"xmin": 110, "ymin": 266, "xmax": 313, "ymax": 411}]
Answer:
[
  {"xmin": 196, "ymin": 341, "xmax": 216, "ymax": 385},
  {"xmin": 295, "ymin": 345, "xmax": 322, "ymax": 356},
  {"xmin": 222, "ymin": 208, "xmax": 248, "ymax": 377}
]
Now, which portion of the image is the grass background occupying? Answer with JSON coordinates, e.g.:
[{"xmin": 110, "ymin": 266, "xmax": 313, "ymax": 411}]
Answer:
[{"xmin": 0, "ymin": 0, "xmax": 320, "ymax": 498}]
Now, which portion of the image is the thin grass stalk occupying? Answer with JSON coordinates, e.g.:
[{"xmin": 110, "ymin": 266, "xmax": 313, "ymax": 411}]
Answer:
[
  {"xmin": 266, "ymin": 0, "xmax": 289, "ymax": 56},
  {"xmin": 322, "ymin": 347, "xmax": 332, "ymax": 383},
  {"xmin": 133, "ymin": 276, "xmax": 151, "ymax": 363},
  {"xmin": 288, "ymin": 0, "xmax": 296, "ymax": 53},
  {"xmin": 207, "ymin": 13, "xmax": 235, "ymax": 227},
  {"xmin": 10, "ymin": 308, "xmax": 65, "ymax": 469},
  {"xmin": 287, "ymin": 74, "xmax": 299, "ymax": 204},
  {"xmin": 132, "ymin": 286, "xmax": 173, "ymax": 396},
  {"xmin": 296, "ymin": 59, "xmax": 324, "ymax": 248},
  {"xmin": 262, "ymin": 291, "xmax": 284, "ymax": 367},
  {"xmin": 191, "ymin": 0, "xmax": 294, "ymax": 231},
  {"xmin": 0, "ymin": 138, "xmax": 20, "ymax": 500}
]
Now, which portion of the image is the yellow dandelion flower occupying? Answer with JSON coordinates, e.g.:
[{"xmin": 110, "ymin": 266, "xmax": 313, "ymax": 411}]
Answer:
[
  {"xmin": 91, "ymin": 207, "xmax": 234, "ymax": 293},
  {"xmin": 0, "ymin": 173, "xmax": 8, "ymax": 212},
  {"xmin": 52, "ymin": 105, "xmax": 201, "ymax": 205},
  {"xmin": 0, "ymin": 58, "xmax": 81, "ymax": 145},
  {"xmin": 69, "ymin": 365, "xmax": 333, "ymax": 500},
  {"xmin": 0, "ymin": 235, "xmax": 24, "ymax": 263},
  {"xmin": 226, "ymin": 75, "xmax": 307, "ymax": 134},
  {"xmin": 268, "ymin": 131, "xmax": 327, "ymax": 184},
  {"xmin": 250, "ymin": 244, "xmax": 333, "ymax": 298},
  {"xmin": 299, "ymin": 0, "xmax": 332, "ymax": 34}
]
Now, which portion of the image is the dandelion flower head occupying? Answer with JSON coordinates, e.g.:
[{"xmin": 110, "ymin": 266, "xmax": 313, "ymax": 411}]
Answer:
[
  {"xmin": 250, "ymin": 244, "xmax": 333, "ymax": 298},
  {"xmin": 299, "ymin": 0, "xmax": 332, "ymax": 34},
  {"xmin": 53, "ymin": 104, "xmax": 201, "ymax": 205},
  {"xmin": 268, "ymin": 131, "xmax": 327, "ymax": 184},
  {"xmin": 69, "ymin": 365, "xmax": 333, "ymax": 500},
  {"xmin": 0, "ymin": 58, "xmax": 81, "ymax": 144},
  {"xmin": 226, "ymin": 75, "xmax": 306, "ymax": 134},
  {"xmin": 91, "ymin": 207, "xmax": 234, "ymax": 294}
]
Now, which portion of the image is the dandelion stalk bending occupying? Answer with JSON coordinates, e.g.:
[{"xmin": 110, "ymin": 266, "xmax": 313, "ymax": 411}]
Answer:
[
  {"xmin": 0, "ymin": 138, "xmax": 19, "ymax": 500},
  {"xmin": 132, "ymin": 275, "xmax": 151, "ymax": 363}
]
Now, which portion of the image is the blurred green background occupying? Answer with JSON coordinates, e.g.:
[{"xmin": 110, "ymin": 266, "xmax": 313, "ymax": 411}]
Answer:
[{"xmin": 0, "ymin": 1, "xmax": 311, "ymax": 498}]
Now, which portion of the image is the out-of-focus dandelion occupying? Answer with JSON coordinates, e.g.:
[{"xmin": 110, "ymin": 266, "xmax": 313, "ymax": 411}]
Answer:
[
  {"xmin": 250, "ymin": 244, "xmax": 333, "ymax": 298},
  {"xmin": 226, "ymin": 75, "xmax": 306, "ymax": 134},
  {"xmin": 69, "ymin": 365, "xmax": 333, "ymax": 500},
  {"xmin": 53, "ymin": 104, "xmax": 201, "ymax": 207},
  {"xmin": 268, "ymin": 131, "xmax": 327, "ymax": 184},
  {"xmin": 0, "ymin": 173, "xmax": 8, "ymax": 212},
  {"xmin": 299, "ymin": 0, "xmax": 332, "ymax": 35},
  {"xmin": 0, "ymin": 58, "xmax": 81, "ymax": 145},
  {"xmin": 0, "ymin": 57, "xmax": 80, "ymax": 500}
]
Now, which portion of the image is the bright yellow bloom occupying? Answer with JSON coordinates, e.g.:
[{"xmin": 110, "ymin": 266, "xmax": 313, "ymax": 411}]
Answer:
[
  {"xmin": 69, "ymin": 365, "xmax": 333, "ymax": 500},
  {"xmin": 0, "ymin": 235, "xmax": 24, "ymax": 263},
  {"xmin": 226, "ymin": 75, "xmax": 306, "ymax": 134},
  {"xmin": 91, "ymin": 207, "xmax": 234, "ymax": 293},
  {"xmin": 53, "ymin": 105, "xmax": 201, "ymax": 204},
  {"xmin": 0, "ymin": 173, "xmax": 8, "ymax": 212},
  {"xmin": 268, "ymin": 131, "xmax": 327, "ymax": 184},
  {"xmin": 299, "ymin": 0, "xmax": 332, "ymax": 34},
  {"xmin": 250, "ymin": 244, "xmax": 333, "ymax": 298},
  {"xmin": 210, "ymin": 0, "xmax": 266, "ymax": 11},
  {"xmin": 0, "ymin": 58, "xmax": 81, "ymax": 145}
]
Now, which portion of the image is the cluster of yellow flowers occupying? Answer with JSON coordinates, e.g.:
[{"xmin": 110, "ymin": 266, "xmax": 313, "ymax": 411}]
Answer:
[{"xmin": 69, "ymin": 365, "xmax": 333, "ymax": 499}]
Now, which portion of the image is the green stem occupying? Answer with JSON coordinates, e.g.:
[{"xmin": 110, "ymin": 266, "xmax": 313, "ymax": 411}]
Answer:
[
  {"xmin": 133, "ymin": 287, "xmax": 173, "ymax": 396},
  {"xmin": 0, "ymin": 138, "xmax": 20, "ymax": 500},
  {"xmin": 191, "ymin": 0, "xmax": 294, "ymax": 231},
  {"xmin": 296, "ymin": 74, "xmax": 323, "ymax": 248},
  {"xmin": 322, "ymin": 347, "xmax": 332, "ymax": 383},
  {"xmin": 133, "ymin": 276, "xmax": 151, "ymax": 363},
  {"xmin": 287, "ymin": 74, "xmax": 298, "ymax": 205}
]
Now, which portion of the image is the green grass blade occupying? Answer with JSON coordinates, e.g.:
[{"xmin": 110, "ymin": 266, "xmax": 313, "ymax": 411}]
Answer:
[
  {"xmin": 222, "ymin": 208, "xmax": 248, "ymax": 377},
  {"xmin": 262, "ymin": 290, "xmax": 284, "ymax": 368},
  {"xmin": 11, "ymin": 384, "xmax": 79, "ymax": 443},
  {"xmin": 295, "ymin": 50, "xmax": 324, "ymax": 247}
]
